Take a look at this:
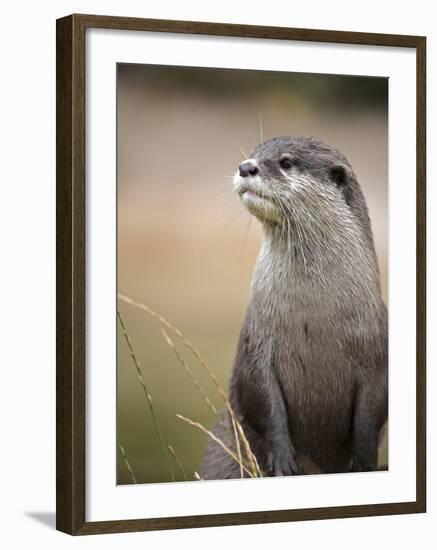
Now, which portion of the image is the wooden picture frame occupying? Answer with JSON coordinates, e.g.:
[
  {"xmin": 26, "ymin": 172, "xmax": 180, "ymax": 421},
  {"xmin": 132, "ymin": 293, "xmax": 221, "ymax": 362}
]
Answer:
[{"xmin": 56, "ymin": 13, "xmax": 426, "ymax": 535}]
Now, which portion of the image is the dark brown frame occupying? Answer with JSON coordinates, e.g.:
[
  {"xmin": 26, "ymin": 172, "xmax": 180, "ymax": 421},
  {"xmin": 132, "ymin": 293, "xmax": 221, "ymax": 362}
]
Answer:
[{"xmin": 56, "ymin": 13, "xmax": 427, "ymax": 535}]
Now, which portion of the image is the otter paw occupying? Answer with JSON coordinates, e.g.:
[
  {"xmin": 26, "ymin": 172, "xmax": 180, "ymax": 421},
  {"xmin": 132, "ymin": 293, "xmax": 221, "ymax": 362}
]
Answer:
[
  {"xmin": 350, "ymin": 456, "xmax": 377, "ymax": 473},
  {"xmin": 267, "ymin": 447, "xmax": 298, "ymax": 476}
]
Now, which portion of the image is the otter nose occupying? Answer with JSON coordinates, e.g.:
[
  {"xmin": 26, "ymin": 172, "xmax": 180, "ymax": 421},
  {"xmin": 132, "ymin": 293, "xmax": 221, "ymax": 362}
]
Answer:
[{"xmin": 239, "ymin": 160, "xmax": 259, "ymax": 177}]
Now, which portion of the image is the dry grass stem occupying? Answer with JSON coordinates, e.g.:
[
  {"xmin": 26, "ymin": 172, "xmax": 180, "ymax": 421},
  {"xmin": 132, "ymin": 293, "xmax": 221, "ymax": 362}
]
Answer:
[
  {"xmin": 235, "ymin": 421, "xmax": 263, "ymax": 477},
  {"xmin": 176, "ymin": 413, "xmax": 254, "ymax": 478},
  {"xmin": 118, "ymin": 293, "xmax": 261, "ymax": 478},
  {"xmin": 230, "ymin": 415, "xmax": 244, "ymax": 478},
  {"xmin": 118, "ymin": 293, "xmax": 228, "ymax": 404},
  {"xmin": 160, "ymin": 328, "xmax": 218, "ymax": 416}
]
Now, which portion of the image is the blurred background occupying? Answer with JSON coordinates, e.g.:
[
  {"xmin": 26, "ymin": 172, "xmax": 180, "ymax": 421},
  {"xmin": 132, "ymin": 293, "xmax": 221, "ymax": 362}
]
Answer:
[{"xmin": 117, "ymin": 63, "xmax": 388, "ymax": 484}]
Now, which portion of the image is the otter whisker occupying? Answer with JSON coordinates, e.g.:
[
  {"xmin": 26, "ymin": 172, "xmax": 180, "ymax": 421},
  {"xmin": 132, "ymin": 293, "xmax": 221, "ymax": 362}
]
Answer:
[
  {"xmin": 235, "ymin": 138, "xmax": 249, "ymax": 159},
  {"xmin": 239, "ymin": 215, "xmax": 253, "ymax": 260},
  {"xmin": 257, "ymin": 113, "xmax": 264, "ymax": 143},
  {"xmin": 247, "ymin": 128, "xmax": 258, "ymax": 148}
]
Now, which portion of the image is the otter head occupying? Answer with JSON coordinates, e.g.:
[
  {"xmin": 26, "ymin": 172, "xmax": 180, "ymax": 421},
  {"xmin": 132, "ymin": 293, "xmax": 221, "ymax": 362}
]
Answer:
[{"xmin": 233, "ymin": 136, "xmax": 367, "ymax": 235}]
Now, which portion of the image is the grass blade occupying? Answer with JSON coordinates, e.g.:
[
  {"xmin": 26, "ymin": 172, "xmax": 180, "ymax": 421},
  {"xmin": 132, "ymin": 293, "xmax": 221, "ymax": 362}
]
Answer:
[
  {"xmin": 117, "ymin": 310, "xmax": 175, "ymax": 482},
  {"xmin": 119, "ymin": 444, "xmax": 137, "ymax": 484},
  {"xmin": 168, "ymin": 445, "xmax": 188, "ymax": 481}
]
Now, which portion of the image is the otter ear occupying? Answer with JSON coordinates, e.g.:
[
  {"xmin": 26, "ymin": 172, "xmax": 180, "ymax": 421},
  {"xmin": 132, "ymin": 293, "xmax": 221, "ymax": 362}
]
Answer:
[{"xmin": 329, "ymin": 164, "xmax": 349, "ymax": 187}]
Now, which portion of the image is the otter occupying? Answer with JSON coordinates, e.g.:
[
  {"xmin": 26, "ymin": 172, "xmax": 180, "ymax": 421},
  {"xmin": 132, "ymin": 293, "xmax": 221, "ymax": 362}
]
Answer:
[{"xmin": 201, "ymin": 136, "xmax": 388, "ymax": 478}]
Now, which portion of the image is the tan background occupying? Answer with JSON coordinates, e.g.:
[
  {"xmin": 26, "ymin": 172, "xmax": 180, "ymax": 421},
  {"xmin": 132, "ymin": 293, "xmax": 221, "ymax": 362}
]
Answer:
[{"xmin": 117, "ymin": 64, "xmax": 388, "ymax": 484}]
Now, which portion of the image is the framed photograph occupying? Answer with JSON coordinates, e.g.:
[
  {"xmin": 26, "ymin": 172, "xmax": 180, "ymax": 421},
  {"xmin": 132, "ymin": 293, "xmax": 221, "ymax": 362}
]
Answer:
[{"xmin": 56, "ymin": 14, "xmax": 426, "ymax": 535}]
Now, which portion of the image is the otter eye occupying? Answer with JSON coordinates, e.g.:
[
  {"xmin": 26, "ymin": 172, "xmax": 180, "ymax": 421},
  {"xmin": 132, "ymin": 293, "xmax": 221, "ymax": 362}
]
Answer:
[{"xmin": 279, "ymin": 157, "xmax": 293, "ymax": 170}]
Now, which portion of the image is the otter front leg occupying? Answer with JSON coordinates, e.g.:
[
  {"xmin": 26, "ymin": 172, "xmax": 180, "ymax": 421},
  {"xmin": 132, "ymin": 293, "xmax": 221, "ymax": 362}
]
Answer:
[
  {"xmin": 266, "ymin": 390, "xmax": 298, "ymax": 477},
  {"xmin": 234, "ymin": 370, "xmax": 298, "ymax": 476},
  {"xmin": 231, "ymin": 334, "xmax": 297, "ymax": 476},
  {"xmin": 351, "ymin": 372, "xmax": 388, "ymax": 472}
]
